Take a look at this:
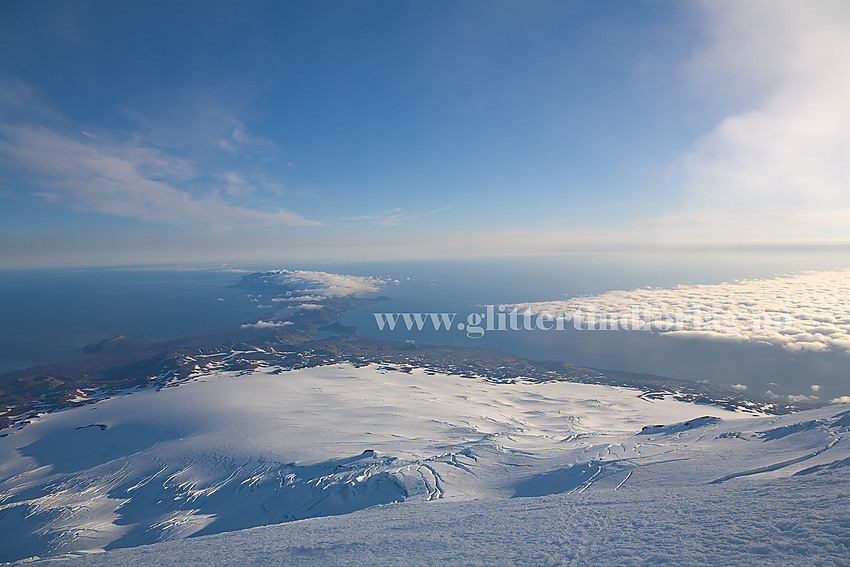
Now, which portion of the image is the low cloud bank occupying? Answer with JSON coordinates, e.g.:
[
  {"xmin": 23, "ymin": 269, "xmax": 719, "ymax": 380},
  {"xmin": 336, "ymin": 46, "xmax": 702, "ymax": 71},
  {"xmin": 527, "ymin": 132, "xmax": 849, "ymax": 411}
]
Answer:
[
  {"xmin": 243, "ymin": 269, "xmax": 385, "ymax": 300},
  {"xmin": 240, "ymin": 320, "xmax": 294, "ymax": 329},
  {"xmin": 508, "ymin": 269, "xmax": 850, "ymax": 355}
]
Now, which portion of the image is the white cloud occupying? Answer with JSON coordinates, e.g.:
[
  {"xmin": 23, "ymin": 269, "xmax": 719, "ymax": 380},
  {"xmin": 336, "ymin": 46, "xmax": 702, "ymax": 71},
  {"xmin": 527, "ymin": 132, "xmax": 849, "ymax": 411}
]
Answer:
[
  {"xmin": 658, "ymin": 1, "xmax": 850, "ymax": 242},
  {"xmin": 217, "ymin": 121, "xmax": 252, "ymax": 153},
  {"xmin": 731, "ymin": 384, "xmax": 748, "ymax": 391},
  {"xmin": 223, "ymin": 172, "xmax": 242, "ymax": 185},
  {"xmin": 508, "ymin": 269, "xmax": 850, "ymax": 355},
  {"xmin": 261, "ymin": 270, "xmax": 385, "ymax": 299},
  {"xmin": 830, "ymin": 396, "xmax": 850, "ymax": 404},
  {"xmin": 270, "ymin": 294, "xmax": 326, "ymax": 303},
  {"xmin": 811, "ymin": 384, "xmax": 821, "ymax": 392},
  {"xmin": 787, "ymin": 394, "xmax": 819, "ymax": 403},
  {"xmin": 0, "ymin": 123, "xmax": 320, "ymax": 228},
  {"xmin": 240, "ymin": 320, "xmax": 294, "ymax": 329}
]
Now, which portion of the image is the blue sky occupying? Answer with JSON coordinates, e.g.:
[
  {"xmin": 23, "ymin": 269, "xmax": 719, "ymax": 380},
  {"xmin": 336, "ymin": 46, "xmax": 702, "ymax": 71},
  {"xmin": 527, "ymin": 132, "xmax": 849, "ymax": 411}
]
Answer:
[{"xmin": 1, "ymin": 0, "xmax": 849, "ymax": 268}]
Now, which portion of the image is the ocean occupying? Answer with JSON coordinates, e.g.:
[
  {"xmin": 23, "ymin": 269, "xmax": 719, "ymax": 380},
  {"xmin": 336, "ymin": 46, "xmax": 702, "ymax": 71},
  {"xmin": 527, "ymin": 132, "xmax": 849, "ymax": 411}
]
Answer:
[
  {"xmin": 0, "ymin": 268, "xmax": 261, "ymax": 373},
  {"xmin": 1, "ymin": 250, "xmax": 849, "ymax": 403}
]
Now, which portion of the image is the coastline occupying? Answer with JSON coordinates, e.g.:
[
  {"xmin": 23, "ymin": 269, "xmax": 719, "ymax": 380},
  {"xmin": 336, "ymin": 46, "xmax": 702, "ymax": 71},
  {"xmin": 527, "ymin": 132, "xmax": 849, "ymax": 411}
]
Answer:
[{"xmin": 0, "ymin": 295, "xmax": 799, "ymax": 435}]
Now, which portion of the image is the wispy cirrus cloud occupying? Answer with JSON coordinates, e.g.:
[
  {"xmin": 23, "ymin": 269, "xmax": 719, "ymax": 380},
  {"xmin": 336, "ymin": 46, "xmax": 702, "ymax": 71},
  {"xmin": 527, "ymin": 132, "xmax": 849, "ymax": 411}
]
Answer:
[
  {"xmin": 0, "ymin": 123, "xmax": 320, "ymax": 227},
  {"xmin": 344, "ymin": 206, "xmax": 452, "ymax": 227}
]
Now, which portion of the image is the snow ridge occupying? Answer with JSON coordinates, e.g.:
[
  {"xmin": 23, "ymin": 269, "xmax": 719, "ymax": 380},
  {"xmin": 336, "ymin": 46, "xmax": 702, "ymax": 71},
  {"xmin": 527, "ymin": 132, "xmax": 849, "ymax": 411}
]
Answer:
[{"xmin": 1, "ymin": 364, "xmax": 848, "ymax": 564}]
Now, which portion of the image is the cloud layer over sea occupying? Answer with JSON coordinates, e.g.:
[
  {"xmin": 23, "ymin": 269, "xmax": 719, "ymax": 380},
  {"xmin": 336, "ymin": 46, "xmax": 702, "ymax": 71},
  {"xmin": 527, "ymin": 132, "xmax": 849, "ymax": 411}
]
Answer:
[{"xmin": 508, "ymin": 269, "xmax": 850, "ymax": 355}]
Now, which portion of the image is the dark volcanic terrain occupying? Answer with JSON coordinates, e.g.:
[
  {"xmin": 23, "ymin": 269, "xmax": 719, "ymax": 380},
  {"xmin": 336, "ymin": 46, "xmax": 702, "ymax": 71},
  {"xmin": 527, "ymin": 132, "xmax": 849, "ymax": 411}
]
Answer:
[{"xmin": 0, "ymin": 296, "xmax": 799, "ymax": 434}]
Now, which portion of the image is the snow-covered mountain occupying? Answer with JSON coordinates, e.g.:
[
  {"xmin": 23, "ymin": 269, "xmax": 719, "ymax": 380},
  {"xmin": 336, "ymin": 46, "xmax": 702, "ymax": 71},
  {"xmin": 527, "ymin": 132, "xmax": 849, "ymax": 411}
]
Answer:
[{"xmin": 2, "ymin": 362, "xmax": 849, "ymax": 565}]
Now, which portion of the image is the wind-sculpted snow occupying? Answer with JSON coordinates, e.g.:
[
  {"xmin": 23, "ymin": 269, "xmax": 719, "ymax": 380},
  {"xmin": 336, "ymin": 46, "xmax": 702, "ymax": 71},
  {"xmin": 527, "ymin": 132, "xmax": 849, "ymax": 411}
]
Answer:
[
  {"xmin": 507, "ymin": 269, "xmax": 850, "ymax": 355},
  {"xmin": 1, "ymin": 365, "xmax": 849, "ymax": 565},
  {"xmin": 32, "ymin": 473, "xmax": 850, "ymax": 567}
]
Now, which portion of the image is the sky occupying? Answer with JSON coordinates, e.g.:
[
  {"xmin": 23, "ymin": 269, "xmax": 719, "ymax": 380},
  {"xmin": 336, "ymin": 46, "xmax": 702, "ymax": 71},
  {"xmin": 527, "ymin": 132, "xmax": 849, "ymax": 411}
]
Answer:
[{"xmin": 1, "ymin": 0, "xmax": 849, "ymax": 268}]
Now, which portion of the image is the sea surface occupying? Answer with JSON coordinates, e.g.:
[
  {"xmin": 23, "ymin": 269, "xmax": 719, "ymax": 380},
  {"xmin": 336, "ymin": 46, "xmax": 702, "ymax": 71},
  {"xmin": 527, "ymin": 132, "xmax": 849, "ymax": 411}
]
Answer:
[
  {"xmin": 337, "ymin": 251, "xmax": 850, "ymax": 404},
  {"xmin": 1, "ymin": 250, "xmax": 849, "ymax": 403},
  {"xmin": 0, "ymin": 269, "xmax": 260, "ymax": 373}
]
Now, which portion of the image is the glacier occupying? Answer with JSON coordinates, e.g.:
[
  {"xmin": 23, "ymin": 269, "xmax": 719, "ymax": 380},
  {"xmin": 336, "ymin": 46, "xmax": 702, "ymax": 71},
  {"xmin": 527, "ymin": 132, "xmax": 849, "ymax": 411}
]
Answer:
[{"xmin": 0, "ymin": 363, "xmax": 848, "ymax": 565}]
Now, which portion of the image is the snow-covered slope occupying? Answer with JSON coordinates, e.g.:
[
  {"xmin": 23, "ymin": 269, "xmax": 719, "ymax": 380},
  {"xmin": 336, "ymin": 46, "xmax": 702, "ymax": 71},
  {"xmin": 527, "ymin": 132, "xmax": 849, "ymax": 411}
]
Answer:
[{"xmin": 1, "ymin": 364, "xmax": 849, "ymax": 565}]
